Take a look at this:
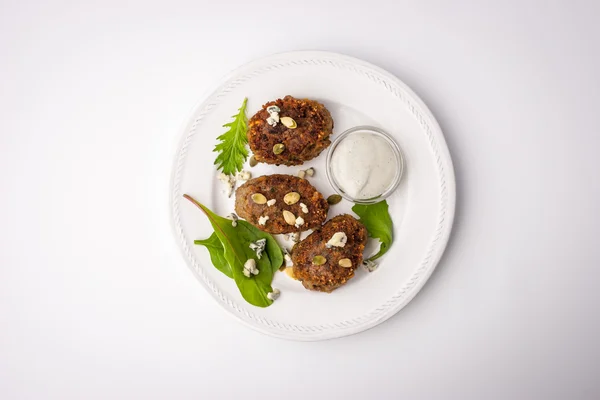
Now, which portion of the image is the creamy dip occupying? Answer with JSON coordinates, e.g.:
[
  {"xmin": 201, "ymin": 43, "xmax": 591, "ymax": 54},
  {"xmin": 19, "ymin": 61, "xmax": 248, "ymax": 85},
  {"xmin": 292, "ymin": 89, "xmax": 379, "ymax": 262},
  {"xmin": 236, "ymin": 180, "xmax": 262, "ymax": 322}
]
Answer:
[{"xmin": 330, "ymin": 132, "xmax": 398, "ymax": 199}]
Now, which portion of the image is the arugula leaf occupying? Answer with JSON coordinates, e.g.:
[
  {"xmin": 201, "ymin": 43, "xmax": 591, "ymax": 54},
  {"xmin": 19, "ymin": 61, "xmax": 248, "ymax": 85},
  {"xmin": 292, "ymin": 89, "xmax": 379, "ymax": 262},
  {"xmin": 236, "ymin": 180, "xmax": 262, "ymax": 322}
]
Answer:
[
  {"xmin": 213, "ymin": 98, "xmax": 249, "ymax": 175},
  {"xmin": 184, "ymin": 194, "xmax": 282, "ymax": 307},
  {"xmin": 194, "ymin": 233, "xmax": 232, "ymax": 278},
  {"xmin": 352, "ymin": 200, "xmax": 393, "ymax": 261}
]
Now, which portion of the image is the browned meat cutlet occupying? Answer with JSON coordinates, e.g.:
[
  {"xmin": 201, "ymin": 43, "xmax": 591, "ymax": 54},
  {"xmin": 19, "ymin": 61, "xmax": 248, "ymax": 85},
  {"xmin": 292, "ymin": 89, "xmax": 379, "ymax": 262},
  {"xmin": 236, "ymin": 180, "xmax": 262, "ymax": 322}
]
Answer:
[
  {"xmin": 247, "ymin": 95, "xmax": 333, "ymax": 166},
  {"xmin": 235, "ymin": 174, "xmax": 329, "ymax": 234},
  {"xmin": 291, "ymin": 214, "xmax": 368, "ymax": 293}
]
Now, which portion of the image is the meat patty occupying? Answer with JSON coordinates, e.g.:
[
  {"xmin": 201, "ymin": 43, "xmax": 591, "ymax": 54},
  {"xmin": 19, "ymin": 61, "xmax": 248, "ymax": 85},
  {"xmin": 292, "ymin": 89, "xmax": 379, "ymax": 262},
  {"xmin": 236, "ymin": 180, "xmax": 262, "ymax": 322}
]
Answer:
[
  {"xmin": 235, "ymin": 174, "xmax": 329, "ymax": 234},
  {"xmin": 247, "ymin": 95, "xmax": 333, "ymax": 166},
  {"xmin": 291, "ymin": 214, "xmax": 368, "ymax": 292}
]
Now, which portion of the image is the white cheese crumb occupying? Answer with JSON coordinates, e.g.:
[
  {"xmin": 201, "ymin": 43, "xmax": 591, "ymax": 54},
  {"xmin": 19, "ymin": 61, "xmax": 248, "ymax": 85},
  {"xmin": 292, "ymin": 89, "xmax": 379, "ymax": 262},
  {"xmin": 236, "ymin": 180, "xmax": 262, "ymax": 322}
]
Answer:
[
  {"xmin": 267, "ymin": 288, "xmax": 280, "ymax": 301},
  {"xmin": 243, "ymin": 259, "xmax": 259, "ymax": 277},
  {"xmin": 217, "ymin": 173, "xmax": 235, "ymax": 197},
  {"xmin": 283, "ymin": 232, "xmax": 300, "ymax": 242},
  {"xmin": 236, "ymin": 170, "xmax": 251, "ymax": 181},
  {"xmin": 249, "ymin": 239, "xmax": 267, "ymax": 259},
  {"xmin": 363, "ymin": 259, "xmax": 378, "ymax": 272},
  {"xmin": 266, "ymin": 115, "xmax": 279, "ymax": 126},
  {"xmin": 284, "ymin": 253, "xmax": 293, "ymax": 266},
  {"xmin": 294, "ymin": 216, "xmax": 305, "ymax": 228},
  {"xmin": 326, "ymin": 232, "xmax": 347, "ymax": 248},
  {"xmin": 266, "ymin": 106, "xmax": 280, "ymax": 126},
  {"xmin": 217, "ymin": 172, "xmax": 229, "ymax": 182},
  {"xmin": 258, "ymin": 215, "xmax": 269, "ymax": 226},
  {"xmin": 226, "ymin": 213, "xmax": 238, "ymax": 227},
  {"xmin": 299, "ymin": 202, "xmax": 308, "ymax": 214},
  {"xmin": 267, "ymin": 199, "xmax": 276, "ymax": 206},
  {"xmin": 282, "ymin": 248, "xmax": 293, "ymax": 266}
]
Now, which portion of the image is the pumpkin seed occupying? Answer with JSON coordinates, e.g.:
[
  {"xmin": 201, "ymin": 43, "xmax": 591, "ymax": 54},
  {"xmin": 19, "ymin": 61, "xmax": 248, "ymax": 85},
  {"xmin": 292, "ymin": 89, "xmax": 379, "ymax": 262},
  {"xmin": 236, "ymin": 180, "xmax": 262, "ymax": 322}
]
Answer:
[
  {"xmin": 273, "ymin": 143, "xmax": 285, "ymax": 155},
  {"xmin": 312, "ymin": 255, "xmax": 326, "ymax": 265},
  {"xmin": 280, "ymin": 116, "xmax": 297, "ymax": 129},
  {"xmin": 283, "ymin": 210, "xmax": 296, "ymax": 225},
  {"xmin": 251, "ymin": 193, "xmax": 267, "ymax": 204},
  {"xmin": 338, "ymin": 258, "xmax": 352, "ymax": 268},
  {"xmin": 283, "ymin": 192, "xmax": 300, "ymax": 205},
  {"xmin": 249, "ymin": 155, "xmax": 258, "ymax": 167},
  {"xmin": 327, "ymin": 194, "xmax": 342, "ymax": 205}
]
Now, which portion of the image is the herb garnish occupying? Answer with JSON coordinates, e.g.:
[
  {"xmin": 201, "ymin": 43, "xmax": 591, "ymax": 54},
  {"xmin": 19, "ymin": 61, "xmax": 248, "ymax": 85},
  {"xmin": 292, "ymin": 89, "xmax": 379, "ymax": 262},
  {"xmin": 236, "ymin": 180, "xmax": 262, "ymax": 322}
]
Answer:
[
  {"xmin": 213, "ymin": 98, "xmax": 249, "ymax": 175},
  {"xmin": 352, "ymin": 200, "xmax": 393, "ymax": 261},
  {"xmin": 184, "ymin": 194, "xmax": 283, "ymax": 307}
]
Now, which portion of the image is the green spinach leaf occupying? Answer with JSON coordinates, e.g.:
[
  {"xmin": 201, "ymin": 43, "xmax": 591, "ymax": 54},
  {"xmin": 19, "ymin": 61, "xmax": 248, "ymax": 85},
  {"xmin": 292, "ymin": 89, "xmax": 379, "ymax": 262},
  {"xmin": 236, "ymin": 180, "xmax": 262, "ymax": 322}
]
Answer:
[
  {"xmin": 194, "ymin": 233, "xmax": 232, "ymax": 278},
  {"xmin": 352, "ymin": 200, "xmax": 393, "ymax": 261},
  {"xmin": 184, "ymin": 194, "xmax": 283, "ymax": 307}
]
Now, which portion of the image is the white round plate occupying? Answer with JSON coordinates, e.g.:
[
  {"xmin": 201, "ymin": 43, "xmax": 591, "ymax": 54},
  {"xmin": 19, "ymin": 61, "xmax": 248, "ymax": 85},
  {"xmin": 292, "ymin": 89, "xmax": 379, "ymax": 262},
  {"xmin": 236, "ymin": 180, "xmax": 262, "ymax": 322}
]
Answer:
[{"xmin": 170, "ymin": 51, "xmax": 455, "ymax": 341}]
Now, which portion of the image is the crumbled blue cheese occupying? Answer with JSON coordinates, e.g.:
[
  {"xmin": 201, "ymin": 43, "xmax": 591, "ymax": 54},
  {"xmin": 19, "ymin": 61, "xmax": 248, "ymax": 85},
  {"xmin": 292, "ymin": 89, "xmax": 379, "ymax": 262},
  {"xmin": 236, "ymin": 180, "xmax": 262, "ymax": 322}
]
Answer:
[
  {"xmin": 258, "ymin": 215, "xmax": 269, "ymax": 226},
  {"xmin": 283, "ymin": 248, "xmax": 293, "ymax": 266},
  {"xmin": 266, "ymin": 105, "xmax": 280, "ymax": 127},
  {"xmin": 243, "ymin": 259, "xmax": 259, "ymax": 277},
  {"xmin": 266, "ymin": 116, "xmax": 278, "ymax": 126},
  {"xmin": 217, "ymin": 172, "xmax": 236, "ymax": 197},
  {"xmin": 267, "ymin": 288, "xmax": 280, "ymax": 301},
  {"xmin": 236, "ymin": 170, "xmax": 251, "ymax": 181},
  {"xmin": 249, "ymin": 238, "xmax": 267, "ymax": 259},
  {"xmin": 294, "ymin": 216, "xmax": 305, "ymax": 228},
  {"xmin": 326, "ymin": 232, "xmax": 347, "ymax": 248},
  {"xmin": 283, "ymin": 233, "xmax": 298, "ymax": 242},
  {"xmin": 226, "ymin": 213, "xmax": 238, "ymax": 227},
  {"xmin": 267, "ymin": 199, "xmax": 276, "ymax": 206},
  {"xmin": 299, "ymin": 202, "xmax": 308, "ymax": 214},
  {"xmin": 362, "ymin": 259, "xmax": 378, "ymax": 272}
]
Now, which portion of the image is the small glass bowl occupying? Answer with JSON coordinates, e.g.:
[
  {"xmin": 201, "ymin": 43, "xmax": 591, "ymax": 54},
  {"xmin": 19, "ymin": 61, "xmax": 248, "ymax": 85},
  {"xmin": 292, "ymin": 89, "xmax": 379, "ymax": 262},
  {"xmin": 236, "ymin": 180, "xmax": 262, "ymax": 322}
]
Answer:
[{"xmin": 325, "ymin": 125, "xmax": 405, "ymax": 205}]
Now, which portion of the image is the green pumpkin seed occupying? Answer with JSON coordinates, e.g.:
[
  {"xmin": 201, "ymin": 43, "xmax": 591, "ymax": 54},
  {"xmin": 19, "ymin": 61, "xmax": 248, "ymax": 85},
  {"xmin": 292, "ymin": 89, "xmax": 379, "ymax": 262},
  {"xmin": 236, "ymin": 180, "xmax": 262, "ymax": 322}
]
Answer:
[
  {"xmin": 273, "ymin": 143, "xmax": 285, "ymax": 155},
  {"xmin": 283, "ymin": 192, "xmax": 300, "ymax": 205},
  {"xmin": 327, "ymin": 194, "xmax": 342, "ymax": 205},
  {"xmin": 249, "ymin": 155, "xmax": 258, "ymax": 167},
  {"xmin": 338, "ymin": 258, "xmax": 352, "ymax": 268},
  {"xmin": 251, "ymin": 193, "xmax": 267, "ymax": 204},
  {"xmin": 312, "ymin": 255, "xmax": 327, "ymax": 265},
  {"xmin": 280, "ymin": 116, "xmax": 297, "ymax": 129},
  {"xmin": 282, "ymin": 210, "xmax": 296, "ymax": 225}
]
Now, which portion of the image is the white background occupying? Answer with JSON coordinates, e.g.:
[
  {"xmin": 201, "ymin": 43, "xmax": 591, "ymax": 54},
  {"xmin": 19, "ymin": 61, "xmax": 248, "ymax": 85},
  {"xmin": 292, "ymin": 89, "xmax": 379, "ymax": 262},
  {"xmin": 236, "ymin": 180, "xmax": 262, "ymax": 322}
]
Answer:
[{"xmin": 1, "ymin": 0, "xmax": 599, "ymax": 399}]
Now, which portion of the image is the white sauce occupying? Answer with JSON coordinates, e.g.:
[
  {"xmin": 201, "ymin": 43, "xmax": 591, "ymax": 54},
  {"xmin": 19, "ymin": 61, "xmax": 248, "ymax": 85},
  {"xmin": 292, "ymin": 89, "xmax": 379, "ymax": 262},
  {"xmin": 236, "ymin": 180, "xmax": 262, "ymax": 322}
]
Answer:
[{"xmin": 331, "ymin": 132, "xmax": 398, "ymax": 199}]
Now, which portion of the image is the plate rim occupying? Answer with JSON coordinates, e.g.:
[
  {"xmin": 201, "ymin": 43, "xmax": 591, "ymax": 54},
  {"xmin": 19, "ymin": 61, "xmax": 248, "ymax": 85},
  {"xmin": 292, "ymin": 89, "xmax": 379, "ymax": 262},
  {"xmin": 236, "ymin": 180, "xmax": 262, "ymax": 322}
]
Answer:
[{"xmin": 169, "ymin": 50, "xmax": 456, "ymax": 341}]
